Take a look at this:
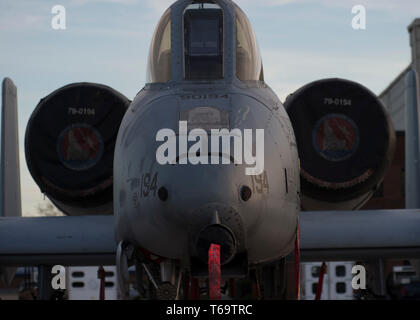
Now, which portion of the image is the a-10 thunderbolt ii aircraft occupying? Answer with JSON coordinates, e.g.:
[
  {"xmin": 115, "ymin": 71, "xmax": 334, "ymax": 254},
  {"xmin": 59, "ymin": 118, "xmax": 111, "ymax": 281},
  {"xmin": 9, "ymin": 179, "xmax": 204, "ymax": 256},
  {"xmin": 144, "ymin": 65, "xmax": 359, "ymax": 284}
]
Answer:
[{"xmin": 1, "ymin": 0, "xmax": 420, "ymax": 300}]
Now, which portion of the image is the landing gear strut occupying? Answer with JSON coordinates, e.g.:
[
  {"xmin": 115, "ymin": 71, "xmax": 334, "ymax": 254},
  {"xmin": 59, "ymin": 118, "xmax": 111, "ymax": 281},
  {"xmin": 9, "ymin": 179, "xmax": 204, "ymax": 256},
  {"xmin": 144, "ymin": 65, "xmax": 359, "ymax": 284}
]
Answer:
[
  {"xmin": 116, "ymin": 241, "xmax": 132, "ymax": 299},
  {"xmin": 116, "ymin": 241, "xmax": 182, "ymax": 300}
]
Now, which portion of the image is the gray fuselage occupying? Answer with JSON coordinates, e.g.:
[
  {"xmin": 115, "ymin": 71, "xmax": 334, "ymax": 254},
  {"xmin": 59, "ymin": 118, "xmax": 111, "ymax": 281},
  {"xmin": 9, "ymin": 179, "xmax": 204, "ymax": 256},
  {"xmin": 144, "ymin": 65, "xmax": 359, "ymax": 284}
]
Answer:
[{"xmin": 114, "ymin": 80, "xmax": 300, "ymax": 268}]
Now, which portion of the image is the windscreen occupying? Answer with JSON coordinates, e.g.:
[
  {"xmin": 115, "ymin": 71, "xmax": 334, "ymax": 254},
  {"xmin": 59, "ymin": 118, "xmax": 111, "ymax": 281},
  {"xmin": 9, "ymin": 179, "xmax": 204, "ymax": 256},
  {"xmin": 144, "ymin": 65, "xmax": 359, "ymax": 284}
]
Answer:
[
  {"xmin": 184, "ymin": 4, "xmax": 224, "ymax": 80},
  {"xmin": 147, "ymin": 9, "xmax": 171, "ymax": 83},
  {"xmin": 235, "ymin": 5, "xmax": 264, "ymax": 81}
]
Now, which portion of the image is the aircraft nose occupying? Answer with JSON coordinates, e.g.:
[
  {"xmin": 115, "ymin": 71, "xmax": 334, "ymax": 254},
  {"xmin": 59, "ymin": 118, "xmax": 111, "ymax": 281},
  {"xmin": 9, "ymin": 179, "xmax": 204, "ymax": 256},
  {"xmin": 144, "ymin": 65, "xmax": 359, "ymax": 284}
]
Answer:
[{"xmin": 196, "ymin": 224, "xmax": 236, "ymax": 265}]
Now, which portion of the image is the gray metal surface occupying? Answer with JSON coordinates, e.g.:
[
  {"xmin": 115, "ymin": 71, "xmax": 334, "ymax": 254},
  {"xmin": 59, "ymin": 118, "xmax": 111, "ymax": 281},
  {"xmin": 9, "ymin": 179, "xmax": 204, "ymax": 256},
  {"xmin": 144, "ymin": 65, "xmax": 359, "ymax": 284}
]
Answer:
[
  {"xmin": 405, "ymin": 68, "xmax": 420, "ymax": 209},
  {"xmin": 1, "ymin": 78, "xmax": 21, "ymax": 218},
  {"xmin": 114, "ymin": 83, "xmax": 300, "ymax": 265},
  {"xmin": 379, "ymin": 66, "xmax": 409, "ymax": 132},
  {"xmin": 2, "ymin": 210, "xmax": 420, "ymax": 266},
  {"xmin": 300, "ymin": 209, "xmax": 420, "ymax": 261},
  {"xmin": 0, "ymin": 216, "xmax": 116, "ymax": 266},
  {"xmin": 0, "ymin": 78, "xmax": 21, "ymax": 286},
  {"xmin": 404, "ymin": 67, "xmax": 420, "ymax": 279}
]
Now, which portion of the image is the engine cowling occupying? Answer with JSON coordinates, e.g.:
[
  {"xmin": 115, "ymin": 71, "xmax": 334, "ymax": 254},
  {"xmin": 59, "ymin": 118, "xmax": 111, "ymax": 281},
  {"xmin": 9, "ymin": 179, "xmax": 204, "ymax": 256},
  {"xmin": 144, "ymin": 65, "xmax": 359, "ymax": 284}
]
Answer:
[
  {"xmin": 284, "ymin": 78, "xmax": 396, "ymax": 211},
  {"xmin": 25, "ymin": 83, "xmax": 130, "ymax": 216}
]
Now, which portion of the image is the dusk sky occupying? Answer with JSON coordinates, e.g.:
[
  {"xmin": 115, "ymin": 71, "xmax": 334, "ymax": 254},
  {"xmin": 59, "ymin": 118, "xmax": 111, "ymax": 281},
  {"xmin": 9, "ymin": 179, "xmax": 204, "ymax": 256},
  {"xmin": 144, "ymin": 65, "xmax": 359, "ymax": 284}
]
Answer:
[{"xmin": 0, "ymin": 0, "xmax": 418, "ymax": 216}]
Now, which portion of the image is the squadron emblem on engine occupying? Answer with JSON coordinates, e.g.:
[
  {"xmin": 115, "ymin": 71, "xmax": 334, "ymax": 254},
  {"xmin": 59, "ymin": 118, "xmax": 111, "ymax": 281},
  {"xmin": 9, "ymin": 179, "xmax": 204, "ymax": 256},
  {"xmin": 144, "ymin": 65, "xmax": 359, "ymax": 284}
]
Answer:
[
  {"xmin": 313, "ymin": 114, "xmax": 360, "ymax": 162},
  {"xmin": 57, "ymin": 124, "xmax": 104, "ymax": 171}
]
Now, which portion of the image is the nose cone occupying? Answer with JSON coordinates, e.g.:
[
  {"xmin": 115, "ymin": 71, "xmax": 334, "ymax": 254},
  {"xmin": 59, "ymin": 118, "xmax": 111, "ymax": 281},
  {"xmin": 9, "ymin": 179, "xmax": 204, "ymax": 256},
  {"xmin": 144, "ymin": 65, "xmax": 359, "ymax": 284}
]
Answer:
[{"xmin": 196, "ymin": 224, "xmax": 236, "ymax": 265}]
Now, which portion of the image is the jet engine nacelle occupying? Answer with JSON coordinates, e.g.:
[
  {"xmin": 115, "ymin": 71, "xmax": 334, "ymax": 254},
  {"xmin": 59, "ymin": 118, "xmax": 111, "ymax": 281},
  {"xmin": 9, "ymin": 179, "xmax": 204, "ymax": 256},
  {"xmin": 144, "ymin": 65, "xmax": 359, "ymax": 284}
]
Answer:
[
  {"xmin": 285, "ymin": 78, "xmax": 396, "ymax": 211},
  {"xmin": 25, "ymin": 83, "xmax": 130, "ymax": 216}
]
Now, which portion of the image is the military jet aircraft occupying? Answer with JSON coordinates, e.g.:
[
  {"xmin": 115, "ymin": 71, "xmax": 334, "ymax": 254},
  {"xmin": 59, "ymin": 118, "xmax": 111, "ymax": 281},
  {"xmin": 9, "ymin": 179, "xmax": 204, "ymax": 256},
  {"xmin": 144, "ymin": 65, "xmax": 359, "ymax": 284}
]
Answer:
[{"xmin": 1, "ymin": 0, "xmax": 420, "ymax": 300}]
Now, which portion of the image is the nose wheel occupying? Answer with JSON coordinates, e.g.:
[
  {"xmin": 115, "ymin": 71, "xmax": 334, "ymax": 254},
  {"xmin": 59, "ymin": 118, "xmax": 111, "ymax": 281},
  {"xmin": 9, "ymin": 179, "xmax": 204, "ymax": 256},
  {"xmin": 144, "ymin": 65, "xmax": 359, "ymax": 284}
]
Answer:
[{"xmin": 156, "ymin": 282, "xmax": 177, "ymax": 300}]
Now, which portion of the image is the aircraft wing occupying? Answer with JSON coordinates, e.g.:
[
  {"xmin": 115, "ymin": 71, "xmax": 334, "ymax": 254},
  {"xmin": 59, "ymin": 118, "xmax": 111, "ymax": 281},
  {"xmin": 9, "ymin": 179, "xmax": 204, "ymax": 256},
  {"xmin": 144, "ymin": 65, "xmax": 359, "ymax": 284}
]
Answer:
[
  {"xmin": 0, "ymin": 216, "xmax": 116, "ymax": 267},
  {"xmin": 1, "ymin": 210, "xmax": 420, "ymax": 267},
  {"xmin": 300, "ymin": 209, "xmax": 420, "ymax": 262}
]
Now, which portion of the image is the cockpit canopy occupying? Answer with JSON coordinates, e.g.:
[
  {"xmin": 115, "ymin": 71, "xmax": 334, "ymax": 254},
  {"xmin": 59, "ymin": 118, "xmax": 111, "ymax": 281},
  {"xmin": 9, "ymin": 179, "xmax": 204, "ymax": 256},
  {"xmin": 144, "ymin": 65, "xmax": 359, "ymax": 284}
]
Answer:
[
  {"xmin": 147, "ymin": 8, "xmax": 172, "ymax": 83},
  {"xmin": 235, "ymin": 4, "xmax": 264, "ymax": 81},
  {"xmin": 146, "ymin": 1, "xmax": 263, "ymax": 83}
]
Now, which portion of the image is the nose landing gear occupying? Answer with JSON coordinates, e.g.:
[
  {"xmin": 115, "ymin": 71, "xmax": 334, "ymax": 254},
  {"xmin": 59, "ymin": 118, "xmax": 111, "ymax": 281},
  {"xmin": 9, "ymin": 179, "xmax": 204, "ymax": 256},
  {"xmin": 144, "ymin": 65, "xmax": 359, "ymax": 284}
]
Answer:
[
  {"xmin": 116, "ymin": 241, "xmax": 182, "ymax": 300},
  {"xmin": 116, "ymin": 241, "xmax": 226, "ymax": 300}
]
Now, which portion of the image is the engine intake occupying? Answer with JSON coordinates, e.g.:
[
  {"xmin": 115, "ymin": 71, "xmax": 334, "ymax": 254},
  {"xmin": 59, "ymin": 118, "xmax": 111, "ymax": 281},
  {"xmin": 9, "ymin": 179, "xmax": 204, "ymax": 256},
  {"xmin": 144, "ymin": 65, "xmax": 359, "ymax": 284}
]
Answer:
[
  {"xmin": 285, "ymin": 78, "xmax": 396, "ymax": 211},
  {"xmin": 25, "ymin": 83, "xmax": 130, "ymax": 215}
]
